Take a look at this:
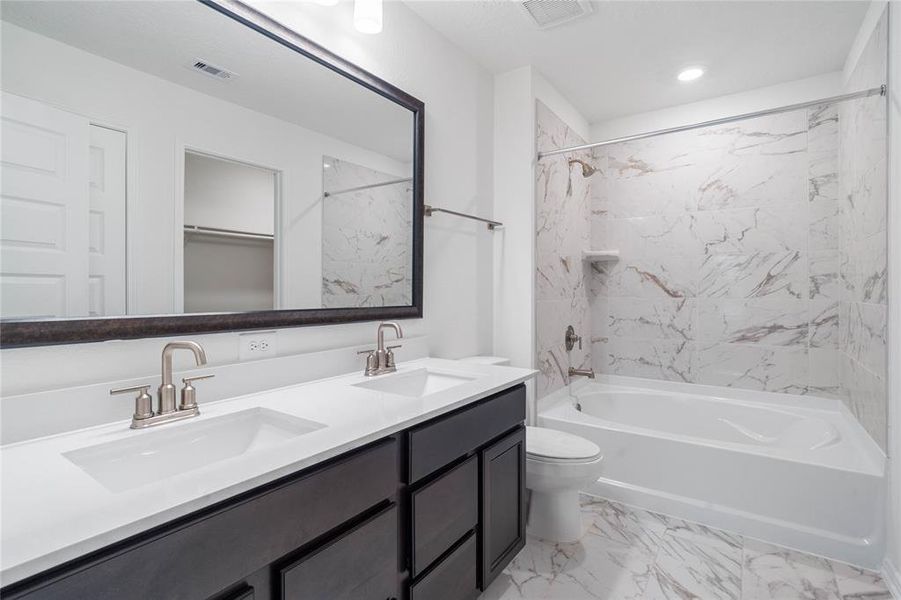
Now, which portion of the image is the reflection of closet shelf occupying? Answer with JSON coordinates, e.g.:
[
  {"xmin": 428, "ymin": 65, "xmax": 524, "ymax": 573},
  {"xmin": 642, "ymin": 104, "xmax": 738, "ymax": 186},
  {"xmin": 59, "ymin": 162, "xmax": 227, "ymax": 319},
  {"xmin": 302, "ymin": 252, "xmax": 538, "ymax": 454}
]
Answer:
[
  {"xmin": 184, "ymin": 224, "xmax": 273, "ymax": 241},
  {"xmin": 582, "ymin": 250, "xmax": 619, "ymax": 262}
]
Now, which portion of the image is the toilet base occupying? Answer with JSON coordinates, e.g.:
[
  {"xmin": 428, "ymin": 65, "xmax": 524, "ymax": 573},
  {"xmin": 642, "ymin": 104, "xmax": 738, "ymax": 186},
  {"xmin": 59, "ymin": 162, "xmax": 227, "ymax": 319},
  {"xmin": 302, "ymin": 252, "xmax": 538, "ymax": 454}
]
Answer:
[{"xmin": 527, "ymin": 489, "xmax": 583, "ymax": 542}]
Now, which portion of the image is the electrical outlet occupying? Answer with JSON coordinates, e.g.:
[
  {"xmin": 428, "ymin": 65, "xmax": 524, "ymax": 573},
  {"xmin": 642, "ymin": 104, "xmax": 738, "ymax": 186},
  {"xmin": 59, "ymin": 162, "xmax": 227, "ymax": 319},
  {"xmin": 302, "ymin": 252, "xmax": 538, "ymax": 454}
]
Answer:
[{"xmin": 239, "ymin": 331, "xmax": 277, "ymax": 361}]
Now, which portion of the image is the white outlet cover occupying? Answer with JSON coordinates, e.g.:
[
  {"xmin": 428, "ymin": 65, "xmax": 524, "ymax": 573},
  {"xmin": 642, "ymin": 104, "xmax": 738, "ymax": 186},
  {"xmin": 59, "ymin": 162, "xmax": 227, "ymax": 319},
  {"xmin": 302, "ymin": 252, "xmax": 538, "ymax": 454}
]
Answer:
[{"xmin": 239, "ymin": 331, "xmax": 278, "ymax": 361}]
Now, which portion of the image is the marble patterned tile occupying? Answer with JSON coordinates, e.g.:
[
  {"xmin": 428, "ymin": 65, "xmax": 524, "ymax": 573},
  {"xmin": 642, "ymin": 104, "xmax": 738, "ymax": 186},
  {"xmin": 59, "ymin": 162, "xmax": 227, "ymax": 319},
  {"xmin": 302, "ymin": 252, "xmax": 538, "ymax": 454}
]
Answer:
[
  {"xmin": 606, "ymin": 297, "xmax": 696, "ymax": 341},
  {"xmin": 699, "ymin": 251, "xmax": 807, "ymax": 300},
  {"xmin": 598, "ymin": 337, "xmax": 695, "ymax": 383},
  {"xmin": 643, "ymin": 531, "xmax": 742, "ymax": 600},
  {"xmin": 697, "ymin": 298, "xmax": 808, "ymax": 347},
  {"xmin": 605, "ymin": 255, "xmax": 699, "ymax": 299},
  {"xmin": 740, "ymin": 540, "xmax": 841, "ymax": 600},
  {"xmin": 580, "ymin": 495, "xmax": 669, "ymax": 559},
  {"xmin": 658, "ymin": 517, "xmax": 743, "ymax": 555},
  {"xmin": 483, "ymin": 535, "xmax": 653, "ymax": 600},
  {"xmin": 694, "ymin": 204, "xmax": 806, "ymax": 256},
  {"xmin": 841, "ymin": 353, "xmax": 887, "ymax": 450},
  {"xmin": 809, "ymin": 250, "xmax": 841, "ymax": 301},
  {"xmin": 695, "ymin": 343, "xmax": 808, "ymax": 395},
  {"xmin": 320, "ymin": 156, "xmax": 412, "ymax": 308},
  {"xmin": 844, "ymin": 302, "xmax": 887, "ymax": 378},
  {"xmin": 481, "ymin": 497, "xmax": 892, "ymax": 600},
  {"xmin": 832, "ymin": 561, "xmax": 893, "ymax": 599},
  {"xmin": 808, "ymin": 348, "xmax": 843, "ymax": 399},
  {"xmin": 808, "ymin": 300, "xmax": 839, "ymax": 349}
]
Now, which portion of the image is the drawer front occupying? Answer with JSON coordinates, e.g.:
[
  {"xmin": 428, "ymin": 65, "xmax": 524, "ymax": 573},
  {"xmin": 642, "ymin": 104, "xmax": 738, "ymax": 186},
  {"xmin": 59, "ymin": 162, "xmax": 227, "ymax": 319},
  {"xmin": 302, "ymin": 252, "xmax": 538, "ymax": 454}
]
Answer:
[
  {"xmin": 407, "ymin": 384, "xmax": 525, "ymax": 483},
  {"xmin": 4, "ymin": 439, "xmax": 398, "ymax": 600},
  {"xmin": 410, "ymin": 533, "xmax": 478, "ymax": 600},
  {"xmin": 411, "ymin": 455, "xmax": 478, "ymax": 576},
  {"xmin": 281, "ymin": 504, "xmax": 399, "ymax": 600}
]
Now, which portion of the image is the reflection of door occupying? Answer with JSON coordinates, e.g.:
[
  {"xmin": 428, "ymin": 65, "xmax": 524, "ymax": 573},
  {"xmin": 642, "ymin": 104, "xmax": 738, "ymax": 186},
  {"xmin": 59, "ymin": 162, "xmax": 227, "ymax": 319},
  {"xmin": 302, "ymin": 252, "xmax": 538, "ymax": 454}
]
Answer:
[
  {"xmin": 1, "ymin": 92, "xmax": 89, "ymax": 319},
  {"xmin": 88, "ymin": 126, "xmax": 127, "ymax": 316}
]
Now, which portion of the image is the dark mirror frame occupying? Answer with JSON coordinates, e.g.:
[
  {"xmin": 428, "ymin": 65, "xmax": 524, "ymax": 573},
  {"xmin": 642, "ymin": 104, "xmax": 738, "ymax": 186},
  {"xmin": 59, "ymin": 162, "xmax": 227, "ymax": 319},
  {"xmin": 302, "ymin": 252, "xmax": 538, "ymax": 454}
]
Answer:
[{"xmin": 0, "ymin": 0, "xmax": 424, "ymax": 348}]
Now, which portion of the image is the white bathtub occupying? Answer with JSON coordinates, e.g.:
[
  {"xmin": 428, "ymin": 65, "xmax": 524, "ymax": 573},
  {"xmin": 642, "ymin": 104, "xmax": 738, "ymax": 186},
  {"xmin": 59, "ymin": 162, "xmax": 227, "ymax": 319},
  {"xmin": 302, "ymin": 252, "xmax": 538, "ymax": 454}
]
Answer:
[{"xmin": 539, "ymin": 375, "xmax": 886, "ymax": 568}]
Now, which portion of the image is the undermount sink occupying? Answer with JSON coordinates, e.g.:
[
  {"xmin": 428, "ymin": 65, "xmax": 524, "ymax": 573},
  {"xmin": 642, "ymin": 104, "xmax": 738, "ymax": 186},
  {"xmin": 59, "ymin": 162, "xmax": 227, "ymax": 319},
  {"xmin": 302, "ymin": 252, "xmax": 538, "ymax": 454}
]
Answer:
[
  {"xmin": 64, "ymin": 408, "xmax": 326, "ymax": 493},
  {"xmin": 353, "ymin": 368, "xmax": 475, "ymax": 398}
]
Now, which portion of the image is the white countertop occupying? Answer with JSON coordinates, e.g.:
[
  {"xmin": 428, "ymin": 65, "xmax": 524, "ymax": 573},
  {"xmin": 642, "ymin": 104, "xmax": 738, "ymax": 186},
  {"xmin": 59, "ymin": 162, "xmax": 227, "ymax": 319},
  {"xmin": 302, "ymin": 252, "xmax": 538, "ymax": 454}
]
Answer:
[{"xmin": 0, "ymin": 358, "xmax": 535, "ymax": 585}]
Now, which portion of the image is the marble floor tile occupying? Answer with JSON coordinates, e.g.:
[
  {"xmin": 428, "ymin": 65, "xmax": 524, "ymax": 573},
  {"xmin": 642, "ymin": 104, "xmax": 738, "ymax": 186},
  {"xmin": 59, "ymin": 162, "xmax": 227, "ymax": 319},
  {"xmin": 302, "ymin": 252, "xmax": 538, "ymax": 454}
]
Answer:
[
  {"xmin": 740, "ymin": 540, "xmax": 841, "ymax": 600},
  {"xmin": 479, "ymin": 497, "xmax": 893, "ymax": 600},
  {"xmin": 643, "ymin": 531, "xmax": 742, "ymax": 600},
  {"xmin": 832, "ymin": 562, "xmax": 894, "ymax": 600}
]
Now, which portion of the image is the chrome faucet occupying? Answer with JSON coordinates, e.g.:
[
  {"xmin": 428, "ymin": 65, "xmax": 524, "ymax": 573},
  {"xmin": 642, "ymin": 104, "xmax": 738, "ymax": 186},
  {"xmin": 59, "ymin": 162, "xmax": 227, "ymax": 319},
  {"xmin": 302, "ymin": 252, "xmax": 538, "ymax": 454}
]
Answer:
[
  {"xmin": 359, "ymin": 322, "xmax": 404, "ymax": 376},
  {"xmin": 568, "ymin": 366, "xmax": 596, "ymax": 380},
  {"xmin": 111, "ymin": 340, "xmax": 214, "ymax": 429}
]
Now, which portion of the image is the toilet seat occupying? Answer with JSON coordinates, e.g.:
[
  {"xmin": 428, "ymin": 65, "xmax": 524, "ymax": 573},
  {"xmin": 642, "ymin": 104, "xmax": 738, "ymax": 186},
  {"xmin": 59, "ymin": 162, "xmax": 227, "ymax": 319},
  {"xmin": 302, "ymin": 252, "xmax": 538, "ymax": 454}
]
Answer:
[{"xmin": 526, "ymin": 426, "xmax": 601, "ymax": 463}]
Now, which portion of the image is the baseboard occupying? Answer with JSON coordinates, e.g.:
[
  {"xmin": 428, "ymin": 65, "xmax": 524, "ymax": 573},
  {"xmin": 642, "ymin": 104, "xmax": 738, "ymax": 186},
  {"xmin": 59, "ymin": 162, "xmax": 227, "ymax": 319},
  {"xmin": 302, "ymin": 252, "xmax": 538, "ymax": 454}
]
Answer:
[{"xmin": 884, "ymin": 558, "xmax": 901, "ymax": 599}]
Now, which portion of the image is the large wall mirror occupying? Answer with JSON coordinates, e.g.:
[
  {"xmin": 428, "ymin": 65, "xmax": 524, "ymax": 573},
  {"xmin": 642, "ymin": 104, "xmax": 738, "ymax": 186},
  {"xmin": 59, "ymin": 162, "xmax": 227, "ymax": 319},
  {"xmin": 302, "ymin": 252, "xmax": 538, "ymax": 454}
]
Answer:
[{"xmin": 0, "ymin": 0, "xmax": 424, "ymax": 346}]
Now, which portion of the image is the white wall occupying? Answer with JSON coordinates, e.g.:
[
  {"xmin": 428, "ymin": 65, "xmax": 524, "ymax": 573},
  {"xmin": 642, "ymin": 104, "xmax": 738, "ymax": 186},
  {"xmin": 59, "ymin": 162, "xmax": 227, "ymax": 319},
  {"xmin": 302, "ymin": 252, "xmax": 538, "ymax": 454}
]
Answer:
[
  {"xmin": 0, "ymin": 2, "xmax": 494, "ymax": 396},
  {"xmin": 591, "ymin": 71, "xmax": 843, "ymax": 141},
  {"xmin": 884, "ymin": 0, "xmax": 901, "ymax": 591},
  {"xmin": 492, "ymin": 66, "xmax": 591, "ymax": 372},
  {"xmin": 184, "ymin": 153, "xmax": 276, "ymax": 236}
]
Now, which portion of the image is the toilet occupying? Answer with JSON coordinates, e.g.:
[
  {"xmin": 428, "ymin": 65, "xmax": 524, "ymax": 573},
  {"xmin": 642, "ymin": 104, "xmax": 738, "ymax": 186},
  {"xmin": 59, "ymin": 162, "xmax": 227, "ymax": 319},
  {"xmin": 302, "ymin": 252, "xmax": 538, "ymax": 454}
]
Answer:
[
  {"xmin": 459, "ymin": 356, "xmax": 604, "ymax": 543},
  {"xmin": 524, "ymin": 425, "xmax": 603, "ymax": 542}
]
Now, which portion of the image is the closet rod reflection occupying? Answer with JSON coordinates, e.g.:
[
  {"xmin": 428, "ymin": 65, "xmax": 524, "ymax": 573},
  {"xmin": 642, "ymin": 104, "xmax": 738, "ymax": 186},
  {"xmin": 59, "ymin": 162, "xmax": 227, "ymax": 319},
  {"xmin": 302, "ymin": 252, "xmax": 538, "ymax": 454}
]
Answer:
[
  {"xmin": 183, "ymin": 224, "xmax": 273, "ymax": 241},
  {"xmin": 537, "ymin": 84, "xmax": 887, "ymax": 159}
]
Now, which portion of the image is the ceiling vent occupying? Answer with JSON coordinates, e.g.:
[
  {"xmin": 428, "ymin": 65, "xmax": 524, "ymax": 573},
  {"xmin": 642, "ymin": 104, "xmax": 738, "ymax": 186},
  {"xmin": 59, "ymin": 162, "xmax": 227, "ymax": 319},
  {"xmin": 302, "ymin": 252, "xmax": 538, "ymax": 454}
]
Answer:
[
  {"xmin": 189, "ymin": 59, "xmax": 237, "ymax": 81},
  {"xmin": 521, "ymin": 0, "xmax": 593, "ymax": 29}
]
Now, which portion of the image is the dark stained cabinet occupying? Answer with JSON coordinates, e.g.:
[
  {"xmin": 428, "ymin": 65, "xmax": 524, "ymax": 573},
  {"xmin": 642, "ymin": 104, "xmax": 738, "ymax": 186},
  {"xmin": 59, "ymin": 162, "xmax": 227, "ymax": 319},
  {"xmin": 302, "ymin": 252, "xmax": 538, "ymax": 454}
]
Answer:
[
  {"xmin": 480, "ymin": 427, "xmax": 527, "ymax": 589},
  {"xmin": 280, "ymin": 504, "xmax": 399, "ymax": 600},
  {"xmin": 411, "ymin": 455, "xmax": 479, "ymax": 576},
  {"xmin": 409, "ymin": 533, "xmax": 479, "ymax": 600},
  {"xmin": 2, "ymin": 384, "xmax": 527, "ymax": 600}
]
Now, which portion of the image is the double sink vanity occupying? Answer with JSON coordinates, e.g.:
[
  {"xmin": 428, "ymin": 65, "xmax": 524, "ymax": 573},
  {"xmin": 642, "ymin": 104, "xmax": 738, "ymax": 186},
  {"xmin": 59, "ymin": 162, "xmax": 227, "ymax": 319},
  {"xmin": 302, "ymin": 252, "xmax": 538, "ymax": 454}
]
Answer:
[{"xmin": 1, "ymin": 341, "xmax": 534, "ymax": 600}]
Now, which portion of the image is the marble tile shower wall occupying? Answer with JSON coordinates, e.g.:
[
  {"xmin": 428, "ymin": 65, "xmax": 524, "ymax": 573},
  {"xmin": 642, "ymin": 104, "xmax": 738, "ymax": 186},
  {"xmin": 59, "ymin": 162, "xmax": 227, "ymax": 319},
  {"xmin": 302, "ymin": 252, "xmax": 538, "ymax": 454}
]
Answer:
[
  {"xmin": 321, "ymin": 156, "xmax": 412, "ymax": 308},
  {"xmin": 589, "ymin": 108, "xmax": 843, "ymax": 400},
  {"xmin": 837, "ymin": 12, "xmax": 888, "ymax": 449},
  {"xmin": 535, "ymin": 101, "xmax": 594, "ymax": 397}
]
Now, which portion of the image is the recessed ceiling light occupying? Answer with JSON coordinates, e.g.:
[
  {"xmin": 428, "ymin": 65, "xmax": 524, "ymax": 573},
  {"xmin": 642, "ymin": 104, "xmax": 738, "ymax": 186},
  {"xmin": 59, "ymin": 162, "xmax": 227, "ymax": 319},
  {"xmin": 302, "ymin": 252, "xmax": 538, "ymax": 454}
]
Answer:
[{"xmin": 677, "ymin": 67, "xmax": 705, "ymax": 82}]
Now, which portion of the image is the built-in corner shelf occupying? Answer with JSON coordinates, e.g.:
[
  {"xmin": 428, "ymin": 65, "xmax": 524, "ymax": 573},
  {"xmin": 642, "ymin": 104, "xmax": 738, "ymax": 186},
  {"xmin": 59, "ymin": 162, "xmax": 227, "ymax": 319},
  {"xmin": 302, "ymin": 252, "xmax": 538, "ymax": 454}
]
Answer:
[{"xmin": 582, "ymin": 250, "xmax": 620, "ymax": 262}]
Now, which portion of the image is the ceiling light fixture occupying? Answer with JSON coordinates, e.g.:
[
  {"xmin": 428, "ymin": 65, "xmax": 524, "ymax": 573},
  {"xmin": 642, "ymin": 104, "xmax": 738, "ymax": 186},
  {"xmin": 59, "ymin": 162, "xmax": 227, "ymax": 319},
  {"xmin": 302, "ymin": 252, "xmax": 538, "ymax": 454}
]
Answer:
[
  {"xmin": 677, "ymin": 67, "xmax": 705, "ymax": 82},
  {"xmin": 354, "ymin": 0, "xmax": 383, "ymax": 34}
]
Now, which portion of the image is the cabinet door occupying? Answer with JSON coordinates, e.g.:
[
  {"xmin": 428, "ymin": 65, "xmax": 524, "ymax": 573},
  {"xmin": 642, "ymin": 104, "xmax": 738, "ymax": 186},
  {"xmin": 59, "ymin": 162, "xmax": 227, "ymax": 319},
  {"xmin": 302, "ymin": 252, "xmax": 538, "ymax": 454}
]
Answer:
[{"xmin": 480, "ymin": 426, "xmax": 526, "ymax": 590}]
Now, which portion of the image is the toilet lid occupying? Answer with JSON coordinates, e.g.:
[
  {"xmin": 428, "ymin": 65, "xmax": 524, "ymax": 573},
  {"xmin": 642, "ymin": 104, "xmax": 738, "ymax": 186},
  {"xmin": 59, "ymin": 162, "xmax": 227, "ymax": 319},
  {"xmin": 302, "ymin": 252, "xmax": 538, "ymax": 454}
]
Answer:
[{"xmin": 526, "ymin": 426, "xmax": 601, "ymax": 461}]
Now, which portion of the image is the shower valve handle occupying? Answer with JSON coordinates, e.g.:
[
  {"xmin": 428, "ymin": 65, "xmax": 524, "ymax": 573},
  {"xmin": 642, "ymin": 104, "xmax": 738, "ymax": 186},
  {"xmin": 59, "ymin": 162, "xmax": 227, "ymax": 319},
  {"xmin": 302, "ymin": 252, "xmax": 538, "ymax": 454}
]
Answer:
[{"xmin": 565, "ymin": 325, "xmax": 582, "ymax": 351}]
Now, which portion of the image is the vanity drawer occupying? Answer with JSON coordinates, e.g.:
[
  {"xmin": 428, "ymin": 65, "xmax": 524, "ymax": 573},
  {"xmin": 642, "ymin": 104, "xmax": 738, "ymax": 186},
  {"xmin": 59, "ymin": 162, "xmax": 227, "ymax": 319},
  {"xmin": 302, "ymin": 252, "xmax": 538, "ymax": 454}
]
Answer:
[
  {"xmin": 4, "ymin": 438, "xmax": 398, "ymax": 600},
  {"xmin": 411, "ymin": 455, "xmax": 478, "ymax": 576},
  {"xmin": 407, "ymin": 384, "xmax": 526, "ymax": 483},
  {"xmin": 280, "ymin": 504, "xmax": 399, "ymax": 600},
  {"xmin": 410, "ymin": 532, "xmax": 479, "ymax": 600}
]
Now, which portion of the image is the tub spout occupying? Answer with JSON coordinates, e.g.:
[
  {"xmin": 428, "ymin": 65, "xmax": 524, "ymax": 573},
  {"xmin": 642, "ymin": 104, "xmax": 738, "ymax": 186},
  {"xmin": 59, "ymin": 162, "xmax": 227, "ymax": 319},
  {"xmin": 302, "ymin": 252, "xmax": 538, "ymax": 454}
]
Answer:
[{"xmin": 568, "ymin": 367, "xmax": 595, "ymax": 379}]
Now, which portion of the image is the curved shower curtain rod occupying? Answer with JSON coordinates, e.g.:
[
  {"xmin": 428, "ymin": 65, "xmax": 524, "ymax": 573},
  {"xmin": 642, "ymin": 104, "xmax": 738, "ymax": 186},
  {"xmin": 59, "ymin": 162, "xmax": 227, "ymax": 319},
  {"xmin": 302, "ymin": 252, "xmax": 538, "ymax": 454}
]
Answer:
[{"xmin": 537, "ymin": 84, "xmax": 887, "ymax": 160}]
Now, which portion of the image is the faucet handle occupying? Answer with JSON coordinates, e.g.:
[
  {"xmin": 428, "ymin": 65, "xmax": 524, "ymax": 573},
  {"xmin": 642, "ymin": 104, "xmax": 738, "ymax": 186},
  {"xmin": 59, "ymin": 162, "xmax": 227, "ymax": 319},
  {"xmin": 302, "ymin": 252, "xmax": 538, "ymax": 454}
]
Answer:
[
  {"xmin": 358, "ymin": 349, "xmax": 379, "ymax": 376},
  {"xmin": 385, "ymin": 344, "xmax": 402, "ymax": 369},
  {"xmin": 180, "ymin": 374, "xmax": 214, "ymax": 411},
  {"xmin": 110, "ymin": 384, "xmax": 154, "ymax": 421}
]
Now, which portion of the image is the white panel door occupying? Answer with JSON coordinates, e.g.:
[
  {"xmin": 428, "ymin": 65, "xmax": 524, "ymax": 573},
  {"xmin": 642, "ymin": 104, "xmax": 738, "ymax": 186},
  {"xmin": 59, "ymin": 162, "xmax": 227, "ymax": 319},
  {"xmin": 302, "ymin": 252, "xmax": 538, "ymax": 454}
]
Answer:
[
  {"xmin": 1, "ymin": 92, "xmax": 90, "ymax": 319},
  {"xmin": 88, "ymin": 125, "xmax": 126, "ymax": 316}
]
